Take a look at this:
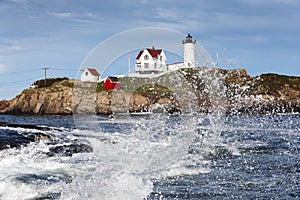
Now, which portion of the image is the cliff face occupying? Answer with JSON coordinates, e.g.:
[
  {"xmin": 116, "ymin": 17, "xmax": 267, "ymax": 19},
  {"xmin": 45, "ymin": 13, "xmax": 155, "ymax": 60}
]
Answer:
[
  {"xmin": 224, "ymin": 72, "xmax": 300, "ymax": 114},
  {"xmin": 0, "ymin": 80, "xmax": 73, "ymax": 115},
  {"xmin": 0, "ymin": 80, "xmax": 155, "ymax": 115},
  {"xmin": 0, "ymin": 100, "xmax": 9, "ymax": 111},
  {"xmin": 0, "ymin": 70, "xmax": 299, "ymax": 115}
]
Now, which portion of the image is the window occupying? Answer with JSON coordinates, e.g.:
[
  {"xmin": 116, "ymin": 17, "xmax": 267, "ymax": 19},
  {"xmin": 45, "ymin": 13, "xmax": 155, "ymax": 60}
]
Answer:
[
  {"xmin": 160, "ymin": 56, "xmax": 162, "ymax": 61},
  {"xmin": 144, "ymin": 55, "xmax": 149, "ymax": 60},
  {"xmin": 85, "ymin": 71, "xmax": 88, "ymax": 76},
  {"xmin": 144, "ymin": 63, "xmax": 149, "ymax": 68},
  {"xmin": 154, "ymin": 63, "xmax": 157, "ymax": 69}
]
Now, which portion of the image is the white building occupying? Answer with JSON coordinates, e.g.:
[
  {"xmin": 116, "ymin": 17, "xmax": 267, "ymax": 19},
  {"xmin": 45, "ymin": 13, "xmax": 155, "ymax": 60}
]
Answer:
[
  {"xmin": 182, "ymin": 33, "xmax": 196, "ymax": 67},
  {"xmin": 81, "ymin": 68, "xmax": 101, "ymax": 82},
  {"xmin": 167, "ymin": 62, "xmax": 185, "ymax": 71},
  {"xmin": 135, "ymin": 47, "xmax": 167, "ymax": 74},
  {"xmin": 133, "ymin": 34, "xmax": 196, "ymax": 76}
]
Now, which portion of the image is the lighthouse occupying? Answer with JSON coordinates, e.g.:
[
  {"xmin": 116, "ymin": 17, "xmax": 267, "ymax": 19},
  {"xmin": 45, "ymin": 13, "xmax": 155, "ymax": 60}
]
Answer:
[{"xmin": 182, "ymin": 33, "xmax": 196, "ymax": 67}]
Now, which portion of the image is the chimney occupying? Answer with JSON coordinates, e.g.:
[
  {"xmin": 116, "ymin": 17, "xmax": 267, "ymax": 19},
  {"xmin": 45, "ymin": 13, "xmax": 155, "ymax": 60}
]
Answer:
[{"xmin": 152, "ymin": 46, "xmax": 155, "ymax": 50}]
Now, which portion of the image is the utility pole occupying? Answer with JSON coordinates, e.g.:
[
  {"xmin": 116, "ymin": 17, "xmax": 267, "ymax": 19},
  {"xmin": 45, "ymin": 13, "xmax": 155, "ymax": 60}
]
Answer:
[
  {"xmin": 128, "ymin": 54, "xmax": 131, "ymax": 75},
  {"xmin": 42, "ymin": 67, "xmax": 49, "ymax": 87}
]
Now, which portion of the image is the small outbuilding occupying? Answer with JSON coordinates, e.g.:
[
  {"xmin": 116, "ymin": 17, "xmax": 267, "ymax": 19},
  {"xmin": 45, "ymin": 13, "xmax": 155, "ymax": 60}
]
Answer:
[
  {"xmin": 81, "ymin": 68, "xmax": 101, "ymax": 82},
  {"xmin": 104, "ymin": 76, "xmax": 120, "ymax": 90}
]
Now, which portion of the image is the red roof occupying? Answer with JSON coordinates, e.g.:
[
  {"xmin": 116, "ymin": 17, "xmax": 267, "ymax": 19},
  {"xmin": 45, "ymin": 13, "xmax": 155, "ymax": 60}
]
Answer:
[
  {"xmin": 136, "ymin": 50, "xmax": 143, "ymax": 60},
  {"xmin": 87, "ymin": 68, "xmax": 100, "ymax": 76},
  {"xmin": 147, "ymin": 48, "xmax": 162, "ymax": 58},
  {"xmin": 136, "ymin": 48, "xmax": 162, "ymax": 59}
]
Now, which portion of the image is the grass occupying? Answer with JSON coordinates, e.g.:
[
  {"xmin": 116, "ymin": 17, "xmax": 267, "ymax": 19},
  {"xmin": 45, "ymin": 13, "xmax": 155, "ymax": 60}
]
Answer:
[{"xmin": 61, "ymin": 80, "xmax": 74, "ymax": 88}]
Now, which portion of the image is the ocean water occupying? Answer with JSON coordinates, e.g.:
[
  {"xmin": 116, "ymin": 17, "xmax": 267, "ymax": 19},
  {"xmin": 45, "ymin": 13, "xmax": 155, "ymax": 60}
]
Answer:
[{"xmin": 0, "ymin": 113, "xmax": 299, "ymax": 200}]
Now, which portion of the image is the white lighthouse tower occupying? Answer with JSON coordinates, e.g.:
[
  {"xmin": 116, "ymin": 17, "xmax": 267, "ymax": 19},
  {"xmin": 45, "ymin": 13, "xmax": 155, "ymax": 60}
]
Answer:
[{"xmin": 182, "ymin": 33, "xmax": 196, "ymax": 67}]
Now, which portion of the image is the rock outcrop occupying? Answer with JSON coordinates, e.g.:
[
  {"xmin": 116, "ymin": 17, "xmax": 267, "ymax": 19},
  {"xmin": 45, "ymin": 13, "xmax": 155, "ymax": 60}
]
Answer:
[
  {"xmin": 1, "ymin": 79, "xmax": 73, "ymax": 115},
  {"xmin": 224, "ymin": 73, "xmax": 300, "ymax": 114},
  {"xmin": 0, "ymin": 100, "xmax": 9, "ymax": 111},
  {"xmin": 0, "ymin": 69, "xmax": 299, "ymax": 115}
]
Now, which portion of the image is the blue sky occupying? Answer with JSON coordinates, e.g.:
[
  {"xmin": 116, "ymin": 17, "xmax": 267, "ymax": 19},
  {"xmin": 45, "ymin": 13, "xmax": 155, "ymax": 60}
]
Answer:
[{"xmin": 0, "ymin": 0, "xmax": 300, "ymax": 100}]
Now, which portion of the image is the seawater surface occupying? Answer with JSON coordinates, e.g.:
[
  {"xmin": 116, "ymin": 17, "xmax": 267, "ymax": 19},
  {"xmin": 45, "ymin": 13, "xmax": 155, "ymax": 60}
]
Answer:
[{"xmin": 0, "ymin": 114, "xmax": 299, "ymax": 199}]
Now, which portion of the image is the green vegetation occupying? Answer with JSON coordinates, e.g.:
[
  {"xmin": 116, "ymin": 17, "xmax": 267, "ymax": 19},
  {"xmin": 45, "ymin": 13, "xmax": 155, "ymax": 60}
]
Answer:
[
  {"xmin": 61, "ymin": 80, "xmax": 74, "ymax": 88},
  {"xmin": 29, "ymin": 68, "xmax": 299, "ymax": 103},
  {"xmin": 118, "ymin": 76, "xmax": 152, "ymax": 93},
  {"xmin": 32, "ymin": 77, "xmax": 69, "ymax": 88},
  {"xmin": 251, "ymin": 73, "xmax": 300, "ymax": 96},
  {"xmin": 134, "ymin": 83, "xmax": 172, "ymax": 103},
  {"xmin": 96, "ymin": 81, "xmax": 105, "ymax": 92}
]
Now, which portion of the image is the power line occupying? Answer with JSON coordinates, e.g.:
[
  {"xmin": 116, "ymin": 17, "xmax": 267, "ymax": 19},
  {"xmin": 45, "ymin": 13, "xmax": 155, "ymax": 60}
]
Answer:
[
  {"xmin": 0, "ymin": 69, "xmax": 41, "ymax": 75},
  {"xmin": 51, "ymin": 68, "xmax": 80, "ymax": 72},
  {"xmin": 0, "ymin": 67, "xmax": 80, "ymax": 86},
  {"xmin": 0, "ymin": 76, "xmax": 43, "ymax": 86},
  {"xmin": 0, "ymin": 68, "xmax": 80, "ymax": 76}
]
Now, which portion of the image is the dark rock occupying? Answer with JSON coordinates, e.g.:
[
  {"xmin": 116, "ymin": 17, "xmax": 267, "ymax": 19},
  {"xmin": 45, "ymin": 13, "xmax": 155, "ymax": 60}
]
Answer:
[
  {"xmin": 0, "ymin": 122, "xmax": 56, "ymax": 151},
  {"xmin": 47, "ymin": 143, "xmax": 93, "ymax": 157},
  {"xmin": 0, "ymin": 130, "xmax": 52, "ymax": 150}
]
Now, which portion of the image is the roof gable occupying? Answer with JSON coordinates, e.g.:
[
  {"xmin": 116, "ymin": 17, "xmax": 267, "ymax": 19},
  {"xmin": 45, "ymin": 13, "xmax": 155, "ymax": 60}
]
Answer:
[
  {"xmin": 87, "ymin": 68, "xmax": 100, "ymax": 76},
  {"xmin": 136, "ymin": 50, "xmax": 144, "ymax": 60},
  {"xmin": 146, "ymin": 48, "xmax": 162, "ymax": 59},
  {"xmin": 136, "ymin": 48, "xmax": 163, "ymax": 59}
]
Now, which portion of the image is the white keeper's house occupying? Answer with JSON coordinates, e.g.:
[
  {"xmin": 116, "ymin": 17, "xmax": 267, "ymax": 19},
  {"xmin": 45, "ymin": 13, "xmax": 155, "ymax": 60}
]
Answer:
[
  {"xmin": 135, "ymin": 47, "xmax": 167, "ymax": 74},
  {"xmin": 133, "ymin": 33, "xmax": 196, "ymax": 76},
  {"xmin": 81, "ymin": 68, "xmax": 101, "ymax": 82}
]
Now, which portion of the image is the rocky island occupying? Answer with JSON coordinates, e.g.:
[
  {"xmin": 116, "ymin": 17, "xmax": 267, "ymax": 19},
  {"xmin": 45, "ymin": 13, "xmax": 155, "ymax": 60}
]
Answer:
[{"xmin": 0, "ymin": 68, "xmax": 299, "ymax": 115}]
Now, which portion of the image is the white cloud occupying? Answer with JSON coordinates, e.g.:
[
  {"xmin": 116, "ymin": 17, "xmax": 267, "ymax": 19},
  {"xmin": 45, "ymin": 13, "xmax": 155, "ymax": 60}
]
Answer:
[
  {"xmin": 49, "ymin": 11, "xmax": 98, "ymax": 24},
  {"xmin": 0, "ymin": 38, "xmax": 26, "ymax": 54},
  {"xmin": 50, "ymin": 12, "xmax": 74, "ymax": 18},
  {"xmin": 8, "ymin": 45, "xmax": 24, "ymax": 51},
  {"xmin": 155, "ymin": 8, "xmax": 184, "ymax": 22},
  {"xmin": 9, "ymin": 0, "xmax": 28, "ymax": 3},
  {"xmin": 49, "ymin": 11, "xmax": 97, "ymax": 19},
  {"xmin": 0, "ymin": 63, "xmax": 8, "ymax": 73}
]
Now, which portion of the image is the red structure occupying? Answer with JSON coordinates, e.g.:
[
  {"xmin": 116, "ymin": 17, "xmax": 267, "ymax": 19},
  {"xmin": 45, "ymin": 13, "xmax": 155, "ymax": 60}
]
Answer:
[
  {"xmin": 136, "ymin": 47, "xmax": 162, "ymax": 60},
  {"xmin": 104, "ymin": 76, "xmax": 120, "ymax": 90}
]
